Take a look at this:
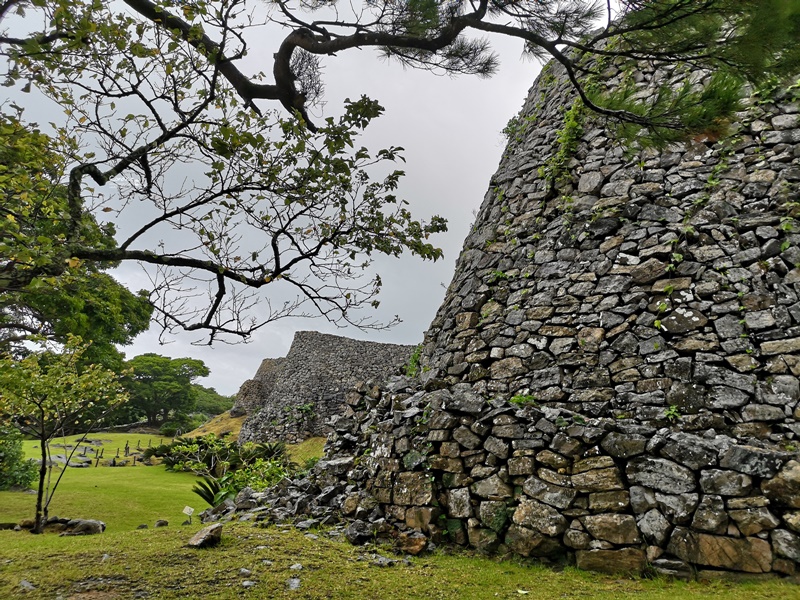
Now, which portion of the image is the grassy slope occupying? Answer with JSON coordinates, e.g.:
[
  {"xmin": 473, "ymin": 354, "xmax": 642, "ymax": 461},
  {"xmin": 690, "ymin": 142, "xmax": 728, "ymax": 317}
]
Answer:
[
  {"xmin": 185, "ymin": 411, "xmax": 246, "ymax": 439},
  {"xmin": 287, "ymin": 437, "xmax": 327, "ymax": 465}
]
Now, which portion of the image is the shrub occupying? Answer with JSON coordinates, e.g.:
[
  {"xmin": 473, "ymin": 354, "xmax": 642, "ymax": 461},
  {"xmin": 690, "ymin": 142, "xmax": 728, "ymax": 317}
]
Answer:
[
  {"xmin": 0, "ymin": 428, "xmax": 37, "ymax": 490},
  {"xmin": 159, "ymin": 422, "xmax": 180, "ymax": 437}
]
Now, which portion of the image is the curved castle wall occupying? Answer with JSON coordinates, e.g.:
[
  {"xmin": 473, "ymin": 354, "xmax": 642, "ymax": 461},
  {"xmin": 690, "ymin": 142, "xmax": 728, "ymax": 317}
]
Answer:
[
  {"xmin": 323, "ymin": 61, "xmax": 800, "ymax": 576},
  {"xmin": 237, "ymin": 331, "xmax": 414, "ymax": 444}
]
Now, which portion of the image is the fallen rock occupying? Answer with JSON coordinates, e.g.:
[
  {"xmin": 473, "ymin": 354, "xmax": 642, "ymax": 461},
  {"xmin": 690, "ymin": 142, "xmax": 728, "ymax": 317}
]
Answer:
[
  {"xmin": 60, "ymin": 519, "xmax": 106, "ymax": 536},
  {"xmin": 395, "ymin": 531, "xmax": 428, "ymax": 555},
  {"xmin": 187, "ymin": 523, "xmax": 223, "ymax": 548},
  {"xmin": 345, "ymin": 520, "xmax": 374, "ymax": 545}
]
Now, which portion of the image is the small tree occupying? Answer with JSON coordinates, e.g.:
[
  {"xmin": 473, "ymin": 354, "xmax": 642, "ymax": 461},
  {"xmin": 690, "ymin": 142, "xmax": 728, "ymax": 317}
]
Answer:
[{"xmin": 0, "ymin": 336, "xmax": 128, "ymax": 533}]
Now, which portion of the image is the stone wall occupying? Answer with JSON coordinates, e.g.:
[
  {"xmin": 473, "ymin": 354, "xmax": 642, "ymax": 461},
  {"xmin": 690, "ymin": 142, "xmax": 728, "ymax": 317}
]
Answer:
[
  {"xmin": 237, "ymin": 331, "xmax": 414, "ymax": 444},
  {"xmin": 230, "ymin": 358, "xmax": 286, "ymax": 417},
  {"xmin": 313, "ymin": 62, "xmax": 800, "ymax": 576}
]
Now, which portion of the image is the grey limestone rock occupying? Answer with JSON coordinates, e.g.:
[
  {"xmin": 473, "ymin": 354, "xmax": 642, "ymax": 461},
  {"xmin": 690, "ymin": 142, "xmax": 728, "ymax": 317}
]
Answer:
[
  {"xmin": 626, "ymin": 457, "xmax": 696, "ymax": 494},
  {"xmin": 187, "ymin": 523, "xmax": 223, "ymax": 548}
]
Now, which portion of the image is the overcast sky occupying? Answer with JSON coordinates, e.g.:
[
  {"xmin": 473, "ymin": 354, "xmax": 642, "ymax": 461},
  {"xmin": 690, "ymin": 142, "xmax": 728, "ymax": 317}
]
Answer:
[
  {"xmin": 4, "ymin": 8, "xmax": 542, "ymax": 396},
  {"xmin": 120, "ymin": 29, "xmax": 542, "ymax": 396}
]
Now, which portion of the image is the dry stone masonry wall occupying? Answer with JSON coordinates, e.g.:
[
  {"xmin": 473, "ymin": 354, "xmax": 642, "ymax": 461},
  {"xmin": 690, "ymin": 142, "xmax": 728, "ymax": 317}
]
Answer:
[
  {"xmin": 230, "ymin": 358, "xmax": 286, "ymax": 417},
  {"xmin": 321, "ymin": 62, "xmax": 800, "ymax": 577},
  {"xmin": 237, "ymin": 331, "xmax": 413, "ymax": 444},
  {"xmin": 223, "ymin": 61, "xmax": 800, "ymax": 578}
]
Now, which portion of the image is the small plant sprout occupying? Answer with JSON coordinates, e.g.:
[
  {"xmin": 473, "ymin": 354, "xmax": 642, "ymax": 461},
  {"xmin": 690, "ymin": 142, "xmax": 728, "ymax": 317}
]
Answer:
[
  {"xmin": 664, "ymin": 405, "xmax": 681, "ymax": 422},
  {"xmin": 509, "ymin": 394, "xmax": 538, "ymax": 407}
]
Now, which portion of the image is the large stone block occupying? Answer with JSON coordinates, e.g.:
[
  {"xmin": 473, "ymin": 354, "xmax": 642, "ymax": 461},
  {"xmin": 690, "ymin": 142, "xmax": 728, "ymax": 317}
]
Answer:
[
  {"xmin": 691, "ymin": 495, "xmax": 728, "ymax": 534},
  {"xmin": 699, "ymin": 470, "xmax": 753, "ymax": 496},
  {"xmin": 626, "ymin": 457, "xmax": 696, "ymax": 494},
  {"xmin": 581, "ymin": 514, "xmax": 641, "ymax": 545},
  {"xmin": 600, "ymin": 432, "xmax": 647, "ymax": 458},
  {"xmin": 772, "ymin": 529, "xmax": 800, "ymax": 562},
  {"xmin": 575, "ymin": 549, "xmax": 646, "ymax": 575},
  {"xmin": 522, "ymin": 475, "xmax": 576, "ymax": 509},
  {"xmin": 719, "ymin": 445, "xmax": 788, "ymax": 478},
  {"xmin": 512, "ymin": 498, "xmax": 568, "ymax": 537},
  {"xmin": 393, "ymin": 472, "xmax": 434, "ymax": 506},
  {"xmin": 447, "ymin": 487, "xmax": 472, "ymax": 518},
  {"xmin": 471, "ymin": 474, "xmax": 513, "ymax": 499},
  {"xmin": 638, "ymin": 509, "xmax": 671, "ymax": 546},
  {"xmin": 728, "ymin": 507, "xmax": 780, "ymax": 536},
  {"xmin": 505, "ymin": 524, "xmax": 564, "ymax": 558},
  {"xmin": 571, "ymin": 467, "xmax": 625, "ymax": 493},
  {"xmin": 479, "ymin": 500, "xmax": 509, "ymax": 533},
  {"xmin": 667, "ymin": 527, "xmax": 773, "ymax": 573},
  {"xmin": 762, "ymin": 460, "xmax": 800, "ymax": 508}
]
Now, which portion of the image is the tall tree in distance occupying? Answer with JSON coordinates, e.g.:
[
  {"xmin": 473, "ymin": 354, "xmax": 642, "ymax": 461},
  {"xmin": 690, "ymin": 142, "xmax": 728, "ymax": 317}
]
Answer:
[
  {"xmin": 123, "ymin": 354, "xmax": 210, "ymax": 427},
  {"xmin": 193, "ymin": 385, "xmax": 235, "ymax": 417}
]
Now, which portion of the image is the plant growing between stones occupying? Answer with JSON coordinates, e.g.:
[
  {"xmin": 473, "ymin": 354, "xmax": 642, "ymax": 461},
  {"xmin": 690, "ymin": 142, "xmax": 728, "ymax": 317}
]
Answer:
[
  {"xmin": 509, "ymin": 394, "xmax": 538, "ymax": 407},
  {"xmin": 664, "ymin": 405, "xmax": 682, "ymax": 423},
  {"xmin": 487, "ymin": 270, "xmax": 512, "ymax": 285},
  {"xmin": 538, "ymin": 99, "xmax": 586, "ymax": 187},
  {"xmin": 403, "ymin": 345, "xmax": 423, "ymax": 378}
]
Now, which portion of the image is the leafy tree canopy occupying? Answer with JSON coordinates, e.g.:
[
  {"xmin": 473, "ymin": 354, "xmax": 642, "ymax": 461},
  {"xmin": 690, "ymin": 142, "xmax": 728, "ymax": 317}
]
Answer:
[
  {"xmin": 193, "ymin": 384, "xmax": 235, "ymax": 416},
  {"xmin": 0, "ymin": 426, "xmax": 37, "ymax": 491},
  {"xmin": 1, "ymin": 0, "xmax": 799, "ymax": 341},
  {"xmin": 0, "ymin": 115, "xmax": 152, "ymax": 368},
  {"xmin": 123, "ymin": 353, "xmax": 211, "ymax": 426}
]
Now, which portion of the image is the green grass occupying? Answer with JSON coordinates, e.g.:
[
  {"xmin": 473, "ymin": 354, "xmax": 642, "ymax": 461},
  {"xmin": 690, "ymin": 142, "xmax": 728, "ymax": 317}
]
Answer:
[
  {"xmin": 2, "ymin": 432, "xmax": 327, "ymax": 533},
  {"xmin": 20, "ymin": 431, "xmax": 173, "ymax": 461},
  {"xmin": 185, "ymin": 410, "xmax": 246, "ymax": 439},
  {"xmin": 1, "ymin": 523, "xmax": 798, "ymax": 599},
  {"xmin": 3, "ymin": 432, "xmax": 202, "ymax": 531},
  {"xmin": 2, "ymin": 435, "xmax": 799, "ymax": 599},
  {"xmin": 0, "ymin": 463, "xmax": 201, "ymax": 531},
  {"xmin": 288, "ymin": 436, "xmax": 327, "ymax": 465}
]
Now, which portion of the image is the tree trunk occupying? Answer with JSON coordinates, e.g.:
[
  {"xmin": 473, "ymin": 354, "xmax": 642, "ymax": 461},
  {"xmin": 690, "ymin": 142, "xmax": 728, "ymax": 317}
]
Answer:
[{"xmin": 34, "ymin": 432, "xmax": 47, "ymax": 534}]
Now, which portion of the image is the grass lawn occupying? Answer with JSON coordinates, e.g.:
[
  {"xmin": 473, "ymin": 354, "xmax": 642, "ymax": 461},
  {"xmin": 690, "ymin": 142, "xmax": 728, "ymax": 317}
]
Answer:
[
  {"xmin": 0, "ymin": 462, "xmax": 202, "ymax": 532},
  {"xmin": 1, "ymin": 522, "xmax": 799, "ymax": 599},
  {"xmin": 4, "ymin": 432, "xmax": 202, "ymax": 531},
  {"xmin": 3, "ymin": 433, "xmax": 799, "ymax": 599},
  {"xmin": 20, "ymin": 431, "xmax": 174, "ymax": 462}
]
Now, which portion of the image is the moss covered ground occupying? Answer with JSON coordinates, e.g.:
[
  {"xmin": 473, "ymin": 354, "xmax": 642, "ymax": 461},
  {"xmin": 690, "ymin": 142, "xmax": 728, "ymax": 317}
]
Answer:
[{"xmin": 2, "ymin": 522, "xmax": 799, "ymax": 599}]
